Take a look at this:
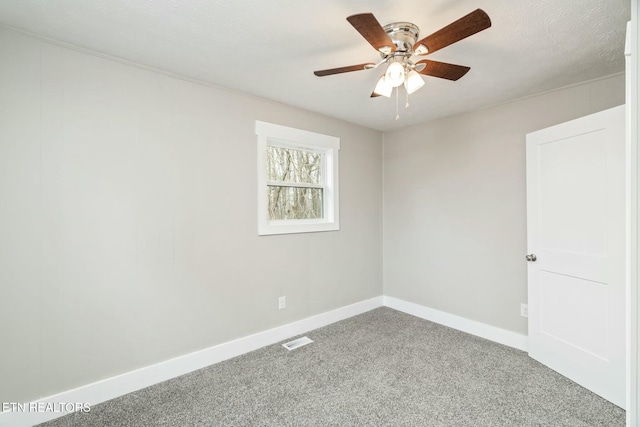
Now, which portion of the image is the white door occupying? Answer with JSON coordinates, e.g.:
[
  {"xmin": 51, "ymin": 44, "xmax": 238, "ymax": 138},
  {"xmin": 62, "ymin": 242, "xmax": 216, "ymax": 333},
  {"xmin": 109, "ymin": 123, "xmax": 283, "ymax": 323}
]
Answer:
[{"xmin": 526, "ymin": 105, "xmax": 626, "ymax": 408}]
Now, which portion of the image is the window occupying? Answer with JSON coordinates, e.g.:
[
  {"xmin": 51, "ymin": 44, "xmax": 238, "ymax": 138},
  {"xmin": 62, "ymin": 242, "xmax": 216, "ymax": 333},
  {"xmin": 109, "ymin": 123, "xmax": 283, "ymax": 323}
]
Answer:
[{"xmin": 256, "ymin": 121, "xmax": 340, "ymax": 235}]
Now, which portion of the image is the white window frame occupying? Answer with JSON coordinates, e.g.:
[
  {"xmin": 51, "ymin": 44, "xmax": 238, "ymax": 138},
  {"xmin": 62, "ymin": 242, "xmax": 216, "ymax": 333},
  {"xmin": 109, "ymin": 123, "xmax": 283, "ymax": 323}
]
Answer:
[{"xmin": 256, "ymin": 120, "xmax": 340, "ymax": 236}]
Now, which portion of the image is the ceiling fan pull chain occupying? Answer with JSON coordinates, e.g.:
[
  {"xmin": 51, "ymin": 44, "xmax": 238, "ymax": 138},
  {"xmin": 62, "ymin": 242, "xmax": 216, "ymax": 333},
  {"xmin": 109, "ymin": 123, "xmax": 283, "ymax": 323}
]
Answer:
[
  {"xmin": 395, "ymin": 86, "xmax": 400, "ymax": 120},
  {"xmin": 405, "ymin": 90, "xmax": 409, "ymax": 108}
]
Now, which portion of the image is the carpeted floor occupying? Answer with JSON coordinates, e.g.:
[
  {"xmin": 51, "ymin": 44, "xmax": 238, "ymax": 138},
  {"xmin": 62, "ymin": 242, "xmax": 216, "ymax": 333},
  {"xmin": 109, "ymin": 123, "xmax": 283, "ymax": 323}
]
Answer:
[{"xmin": 38, "ymin": 307, "xmax": 625, "ymax": 427}]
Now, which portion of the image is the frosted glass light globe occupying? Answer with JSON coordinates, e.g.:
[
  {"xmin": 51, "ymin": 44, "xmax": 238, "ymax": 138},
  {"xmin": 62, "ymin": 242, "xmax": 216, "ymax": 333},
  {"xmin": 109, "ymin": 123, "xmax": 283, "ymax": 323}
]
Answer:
[{"xmin": 385, "ymin": 61, "xmax": 405, "ymax": 88}]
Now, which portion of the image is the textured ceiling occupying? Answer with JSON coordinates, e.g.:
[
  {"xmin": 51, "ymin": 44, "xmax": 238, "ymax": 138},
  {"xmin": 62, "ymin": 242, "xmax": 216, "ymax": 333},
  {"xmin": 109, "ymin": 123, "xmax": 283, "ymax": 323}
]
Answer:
[{"xmin": 0, "ymin": 0, "xmax": 631, "ymax": 131}]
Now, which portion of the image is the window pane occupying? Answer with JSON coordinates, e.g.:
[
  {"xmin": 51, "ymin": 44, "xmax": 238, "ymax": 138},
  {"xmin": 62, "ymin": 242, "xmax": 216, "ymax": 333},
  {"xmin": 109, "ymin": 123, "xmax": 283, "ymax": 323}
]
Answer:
[
  {"xmin": 267, "ymin": 146, "xmax": 322, "ymax": 184},
  {"xmin": 268, "ymin": 186, "xmax": 323, "ymax": 220}
]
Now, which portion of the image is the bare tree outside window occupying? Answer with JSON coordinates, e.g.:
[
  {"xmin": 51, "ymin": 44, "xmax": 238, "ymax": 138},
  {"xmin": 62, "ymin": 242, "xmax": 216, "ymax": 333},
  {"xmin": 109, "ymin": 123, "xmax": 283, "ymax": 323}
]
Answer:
[{"xmin": 267, "ymin": 146, "xmax": 323, "ymax": 220}]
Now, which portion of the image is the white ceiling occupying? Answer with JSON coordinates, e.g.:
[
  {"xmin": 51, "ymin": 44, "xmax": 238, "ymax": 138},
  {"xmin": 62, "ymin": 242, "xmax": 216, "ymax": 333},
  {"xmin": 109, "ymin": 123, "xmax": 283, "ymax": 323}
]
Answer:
[{"xmin": 0, "ymin": 0, "xmax": 630, "ymax": 131}]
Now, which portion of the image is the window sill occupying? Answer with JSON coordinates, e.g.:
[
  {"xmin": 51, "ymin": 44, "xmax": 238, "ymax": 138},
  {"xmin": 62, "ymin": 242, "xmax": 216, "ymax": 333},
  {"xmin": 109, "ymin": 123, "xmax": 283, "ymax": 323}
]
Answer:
[{"xmin": 258, "ymin": 219, "xmax": 339, "ymax": 236}]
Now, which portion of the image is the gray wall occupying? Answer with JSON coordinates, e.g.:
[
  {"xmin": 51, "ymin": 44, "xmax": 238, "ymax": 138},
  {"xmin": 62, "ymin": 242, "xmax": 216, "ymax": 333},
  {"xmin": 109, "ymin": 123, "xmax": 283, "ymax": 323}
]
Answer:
[
  {"xmin": 0, "ymin": 28, "xmax": 383, "ymax": 403},
  {"xmin": 383, "ymin": 73, "xmax": 625, "ymax": 335}
]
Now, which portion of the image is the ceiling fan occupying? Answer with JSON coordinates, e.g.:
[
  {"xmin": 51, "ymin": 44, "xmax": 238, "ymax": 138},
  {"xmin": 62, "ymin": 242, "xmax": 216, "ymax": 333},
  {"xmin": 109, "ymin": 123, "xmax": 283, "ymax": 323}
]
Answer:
[{"xmin": 314, "ymin": 9, "xmax": 491, "ymax": 100}]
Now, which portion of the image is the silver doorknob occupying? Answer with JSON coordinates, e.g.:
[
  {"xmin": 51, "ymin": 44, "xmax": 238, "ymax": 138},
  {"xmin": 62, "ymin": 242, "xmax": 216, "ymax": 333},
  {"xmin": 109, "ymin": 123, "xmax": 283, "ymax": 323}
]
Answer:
[{"xmin": 526, "ymin": 254, "xmax": 537, "ymax": 262}]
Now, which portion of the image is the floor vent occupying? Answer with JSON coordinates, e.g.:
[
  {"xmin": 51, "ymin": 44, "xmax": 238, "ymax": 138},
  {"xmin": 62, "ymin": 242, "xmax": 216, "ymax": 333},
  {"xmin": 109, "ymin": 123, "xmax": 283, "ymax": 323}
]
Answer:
[{"xmin": 282, "ymin": 336, "xmax": 313, "ymax": 351}]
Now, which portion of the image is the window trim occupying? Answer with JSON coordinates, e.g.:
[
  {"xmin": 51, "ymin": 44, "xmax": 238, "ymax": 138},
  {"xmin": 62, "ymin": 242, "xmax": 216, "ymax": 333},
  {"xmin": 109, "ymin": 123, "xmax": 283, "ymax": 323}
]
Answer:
[{"xmin": 256, "ymin": 121, "xmax": 340, "ymax": 236}]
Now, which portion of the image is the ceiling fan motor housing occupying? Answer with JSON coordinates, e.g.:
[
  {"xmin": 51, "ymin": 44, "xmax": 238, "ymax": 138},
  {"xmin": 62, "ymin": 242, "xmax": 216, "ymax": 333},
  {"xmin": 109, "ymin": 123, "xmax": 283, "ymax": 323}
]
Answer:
[{"xmin": 382, "ymin": 22, "xmax": 420, "ymax": 56}]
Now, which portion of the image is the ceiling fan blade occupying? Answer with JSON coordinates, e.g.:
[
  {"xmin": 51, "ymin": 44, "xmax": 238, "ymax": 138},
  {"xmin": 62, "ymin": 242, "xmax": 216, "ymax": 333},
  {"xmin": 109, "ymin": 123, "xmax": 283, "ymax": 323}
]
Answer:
[
  {"xmin": 370, "ymin": 91, "xmax": 381, "ymax": 98},
  {"xmin": 347, "ymin": 13, "xmax": 396, "ymax": 53},
  {"xmin": 415, "ymin": 60, "xmax": 471, "ymax": 81},
  {"xmin": 314, "ymin": 63, "xmax": 374, "ymax": 77},
  {"xmin": 414, "ymin": 9, "xmax": 491, "ymax": 55}
]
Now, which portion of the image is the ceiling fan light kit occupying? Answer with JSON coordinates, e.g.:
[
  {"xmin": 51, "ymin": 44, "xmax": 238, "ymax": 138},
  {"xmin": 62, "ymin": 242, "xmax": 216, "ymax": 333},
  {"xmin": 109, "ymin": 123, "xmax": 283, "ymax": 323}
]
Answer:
[{"xmin": 314, "ymin": 9, "xmax": 492, "ymax": 118}]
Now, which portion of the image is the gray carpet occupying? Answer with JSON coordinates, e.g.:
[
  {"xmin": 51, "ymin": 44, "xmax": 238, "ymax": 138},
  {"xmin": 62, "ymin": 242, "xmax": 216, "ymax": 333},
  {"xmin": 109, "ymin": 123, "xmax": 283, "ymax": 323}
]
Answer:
[{"xmin": 38, "ymin": 307, "xmax": 625, "ymax": 427}]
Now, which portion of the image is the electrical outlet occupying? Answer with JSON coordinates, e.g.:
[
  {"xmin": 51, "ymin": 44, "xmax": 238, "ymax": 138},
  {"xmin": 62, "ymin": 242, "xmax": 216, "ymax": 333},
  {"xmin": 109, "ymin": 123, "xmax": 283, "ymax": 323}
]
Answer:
[
  {"xmin": 278, "ymin": 296, "xmax": 286, "ymax": 310},
  {"xmin": 520, "ymin": 303, "xmax": 528, "ymax": 318}
]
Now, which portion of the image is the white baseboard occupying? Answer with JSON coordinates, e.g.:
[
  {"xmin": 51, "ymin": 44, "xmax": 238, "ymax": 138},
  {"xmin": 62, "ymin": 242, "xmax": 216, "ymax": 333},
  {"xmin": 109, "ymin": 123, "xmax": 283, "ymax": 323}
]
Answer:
[
  {"xmin": 383, "ymin": 296, "xmax": 528, "ymax": 352},
  {"xmin": 1, "ymin": 295, "xmax": 528, "ymax": 427},
  {"xmin": 0, "ymin": 296, "xmax": 383, "ymax": 427}
]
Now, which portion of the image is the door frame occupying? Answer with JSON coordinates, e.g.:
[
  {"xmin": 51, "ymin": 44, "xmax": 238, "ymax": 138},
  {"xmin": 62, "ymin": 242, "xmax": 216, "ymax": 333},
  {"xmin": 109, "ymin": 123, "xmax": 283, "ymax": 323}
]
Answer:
[{"xmin": 627, "ymin": 2, "xmax": 639, "ymax": 426}]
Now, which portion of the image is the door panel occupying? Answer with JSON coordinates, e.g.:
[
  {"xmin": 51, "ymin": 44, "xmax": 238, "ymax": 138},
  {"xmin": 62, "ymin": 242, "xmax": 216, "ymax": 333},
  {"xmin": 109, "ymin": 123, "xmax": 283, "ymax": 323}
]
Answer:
[
  {"xmin": 526, "ymin": 105, "xmax": 625, "ymax": 408},
  {"xmin": 538, "ymin": 130, "xmax": 608, "ymax": 256},
  {"xmin": 539, "ymin": 272, "xmax": 609, "ymax": 359}
]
